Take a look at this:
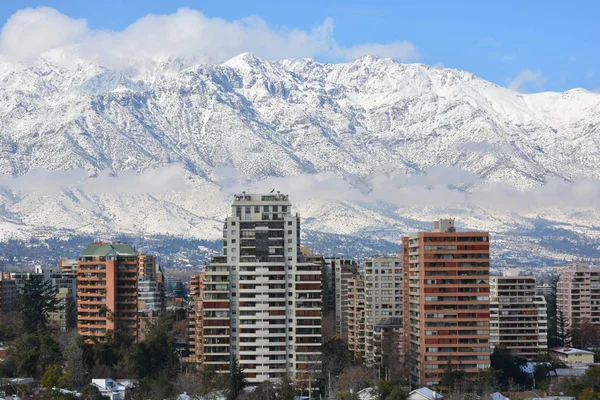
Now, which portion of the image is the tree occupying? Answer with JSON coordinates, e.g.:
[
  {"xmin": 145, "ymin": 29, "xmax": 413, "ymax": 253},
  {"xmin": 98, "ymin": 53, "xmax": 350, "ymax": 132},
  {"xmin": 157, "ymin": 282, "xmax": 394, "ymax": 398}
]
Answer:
[
  {"xmin": 61, "ymin": 335, "xmax": 93, "ymax": 389},
  {"xmin": 440, "ymin": 364, "xmax": 467, "ymax": 394},
  {"xmin": 80, "ymin": 385, "xmax": 106, "ymax": 400},
  {"xmin": 65, "ymin": 296, "xmax": 77, "ymax": 331},
  {"xmin": 41, "ymin": 364, "xmax": 64, "ymax": 390},
  {"xmin": 227, "ymin": 357, "xmax": 247, "ymax": 400},
  {"xmin": 556, "ymin": 308, "xmax": 571, "ymax": 347},
  {"xmin": 335, "ymin": 365, "xmax": 376, "ymax": 395},
  {"xmin": 17, "ymin": 276, "xmax": 61, "ymax": 332},
  {"xmin": 0, "ymin": 332, "xmax": 62, "ymax": 378},
  {"xmin": 579, "ymin": 388, "xmax": 599, "ymax": 400},
  {"xmin": 571, "ymin": 319, "xmax": 599, "ymax": 349},
  {"xmin": 490, "ymin": 347, "xmax": 529, "ymax": 389}
]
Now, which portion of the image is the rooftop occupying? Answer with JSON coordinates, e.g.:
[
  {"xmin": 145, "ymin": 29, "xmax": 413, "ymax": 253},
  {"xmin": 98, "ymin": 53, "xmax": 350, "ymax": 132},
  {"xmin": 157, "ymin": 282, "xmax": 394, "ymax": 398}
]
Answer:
[
  {"xmin": 552, "ymin": 347, "xmax": 594, "ymax": 355},
  {"xmin": 80, "ymin": 242, "xmax": 136, "ymax": 258}
]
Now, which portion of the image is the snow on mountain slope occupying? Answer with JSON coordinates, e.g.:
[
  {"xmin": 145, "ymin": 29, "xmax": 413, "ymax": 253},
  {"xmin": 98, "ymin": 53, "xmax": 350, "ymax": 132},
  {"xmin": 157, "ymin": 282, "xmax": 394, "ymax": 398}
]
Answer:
[{"xmin": 0, "ymin": 52, "xmax": 599, "ymax": 264}]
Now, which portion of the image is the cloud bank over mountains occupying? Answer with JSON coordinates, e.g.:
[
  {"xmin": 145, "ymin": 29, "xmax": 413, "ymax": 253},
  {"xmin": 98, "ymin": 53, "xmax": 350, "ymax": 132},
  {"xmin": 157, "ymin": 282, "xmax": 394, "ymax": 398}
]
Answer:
[{"xmin": 0, "ymin": 7, "xmax": 419, "ymax": 66}]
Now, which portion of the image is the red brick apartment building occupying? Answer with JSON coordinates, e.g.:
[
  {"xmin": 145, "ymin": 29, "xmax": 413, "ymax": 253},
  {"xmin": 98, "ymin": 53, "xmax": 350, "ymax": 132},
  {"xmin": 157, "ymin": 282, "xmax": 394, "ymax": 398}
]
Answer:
[{"xmin": 402, "ymin": 219, "xmax": 491, "ymax": 387}]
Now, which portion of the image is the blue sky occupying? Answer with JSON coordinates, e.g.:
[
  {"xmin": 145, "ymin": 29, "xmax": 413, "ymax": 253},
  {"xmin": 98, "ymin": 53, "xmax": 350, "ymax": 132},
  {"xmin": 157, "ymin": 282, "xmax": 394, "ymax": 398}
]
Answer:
[{"xmin": 0, "ymin": 0, "xmax": 598, "ymax": 93}]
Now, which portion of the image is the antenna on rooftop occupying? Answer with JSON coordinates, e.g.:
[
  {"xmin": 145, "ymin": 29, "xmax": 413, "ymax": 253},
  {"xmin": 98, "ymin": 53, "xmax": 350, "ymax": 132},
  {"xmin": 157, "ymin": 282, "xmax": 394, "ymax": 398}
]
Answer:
[{"xmin": 270, "ymin": 189, "xmax": 275, "ymax": 193}]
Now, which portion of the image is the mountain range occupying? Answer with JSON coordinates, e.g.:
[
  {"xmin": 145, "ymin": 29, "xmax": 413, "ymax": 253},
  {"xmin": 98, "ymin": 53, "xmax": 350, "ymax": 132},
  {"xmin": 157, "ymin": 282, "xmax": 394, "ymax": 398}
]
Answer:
[{"xmin": 1, "ymin": 51, "xmax": 599, "ymax": 265}]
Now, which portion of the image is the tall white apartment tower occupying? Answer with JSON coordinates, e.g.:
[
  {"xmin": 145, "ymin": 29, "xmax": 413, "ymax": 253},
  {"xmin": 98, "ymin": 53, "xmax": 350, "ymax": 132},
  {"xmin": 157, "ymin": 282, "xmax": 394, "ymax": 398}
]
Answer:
[{"xmin": 200, "ymin": 193, "xmax": 322, "ymax": 385}]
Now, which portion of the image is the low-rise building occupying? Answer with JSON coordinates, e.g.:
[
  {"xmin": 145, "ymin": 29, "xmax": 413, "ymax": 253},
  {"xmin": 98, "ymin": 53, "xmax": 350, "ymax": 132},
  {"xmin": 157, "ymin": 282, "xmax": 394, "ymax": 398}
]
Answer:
[{"xmin": 551, "ymin": 347, "xmax": 594, "ymax": 364}]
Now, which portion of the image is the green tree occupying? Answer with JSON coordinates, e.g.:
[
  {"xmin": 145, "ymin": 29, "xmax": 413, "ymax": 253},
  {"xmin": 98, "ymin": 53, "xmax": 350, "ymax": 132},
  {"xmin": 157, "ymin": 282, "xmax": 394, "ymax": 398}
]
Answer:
[
  {"xmin": 80, "ymin": 384, "xmax": 106, "ymax": 400},
  {"xmin": 490, "ymin": 347, "xmax": 529, "ymax": 389},
  {"xmin": 557, "ymin": 309, "xmax": 571, "ymax": 347},
  {"xmin": 41, "ymin": 364, "xmax": 64, "ymax": 390},
  {"xmin": 132, "ymin": 314, "xmax": 180, "ymax": 380},
  {"xmin": 17, "ymin": 276, "xmax": 61, "ymax": 332},
  {"xmin": 579, "ymin": 388, "xmax": 599, "ymax": 400},
  {"xmin": 227, "ymin": 356, "xmax": 247, "ymax": 400},
  {"xmin": 0, "ymin": 332, "xmax": 62, "ymax": 378}
]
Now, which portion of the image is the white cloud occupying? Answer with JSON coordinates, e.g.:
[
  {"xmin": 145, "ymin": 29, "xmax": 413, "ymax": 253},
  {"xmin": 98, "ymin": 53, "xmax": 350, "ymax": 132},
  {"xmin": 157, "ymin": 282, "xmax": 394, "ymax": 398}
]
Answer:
[
  {"xmin": 508, "ymin": 69, "xmax": 547, "ymax": 92},
  {"xmin": 0, "ymin": 7, "xmax": 87, "ymax": 62},
  {"xmin": 0, "ymin": 7, "xmax": 419, "ymax": 65},
  {"xmin": 341, "ymin": 41, "xmax": 418, "ymax": 61},
  {"xmin": 593, "ymin": 88, "xmax": 600, "ymax": 94},
  {"xmin": 0, "ymin": 164, "xmax": 190, "ymax": 194},
  {"xmin": 215, "ymin": 166, "xmax": 600, "ymax": 212}
]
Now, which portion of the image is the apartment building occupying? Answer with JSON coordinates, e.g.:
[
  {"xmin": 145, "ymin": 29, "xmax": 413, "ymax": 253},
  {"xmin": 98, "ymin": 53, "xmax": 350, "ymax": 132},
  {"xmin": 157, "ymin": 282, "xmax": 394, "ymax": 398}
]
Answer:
[
  {"xmin": 77, "ymin": 242, "xmax": 139, "ymax": 342},
  {"xmin": 199, "ymin": 193, "xmax": 322, "ymax": 386},
  {"xmin": 364, "ymin": 256, "xmax": 403, "ymax": 366},
  {"xmin": 186, "ymin": 272, "xmax": 206, "ymax": 364},
  {"xmin": 138, "ymin": 255, "xmax": 158, "ymax": 280},
  {"xmin": 557, "ymin": 263, "xmax": 600, "ymax": 329},
  {"xmin": 490, "ymin": 271, "xmax": 548, "ymax": 359},
  {"xmin": 50, "ymin": 272, "xmax": 77, "ymax": 331},
  {"xmin": 326, "ymin": 258, "xmax": 359, "ymax": 339},
  {"xmin": 402, "ymin": 219, "xmax": 491, "ymax": 387},
  {"xmin": 59, "ymin": 258, "xmax": 78, "ymax": 274},
  {"xmin": 0, "ymin": 273, "xmax": 17, "ymax": 313},
  {"xmin": 347, "ymin": 273, "xmax": 366, "ymax": 358},
  {"xmin": 8, "ymin": 267, "xmax": 76, "ymax": 330}
]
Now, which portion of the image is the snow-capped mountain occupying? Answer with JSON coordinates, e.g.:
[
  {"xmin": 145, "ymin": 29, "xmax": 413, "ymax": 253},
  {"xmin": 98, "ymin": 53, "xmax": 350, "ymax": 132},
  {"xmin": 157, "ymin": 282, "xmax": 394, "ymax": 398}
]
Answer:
[{"xmin": 1, "ymin": 51, "xmax": 599, "ymax": 265}]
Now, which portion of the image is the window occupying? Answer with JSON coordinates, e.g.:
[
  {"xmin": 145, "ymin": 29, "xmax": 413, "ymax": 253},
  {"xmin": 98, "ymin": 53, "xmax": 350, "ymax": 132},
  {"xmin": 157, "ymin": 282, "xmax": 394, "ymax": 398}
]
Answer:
[
  {"xmin": 288, "ymin": 230, "xmax": 292, "ymax": 234},
  {"xmin": 273, "ymin": 206, "xmax": 278, "ymax": 212},
  {"xmin": 264, "ymin": 205, "xmax": 269, "ymax": 212},
  {"xmin": 231, "ymin": 221, "xmax": 236, "ymax": 226},
  {"xmin": 288, "ymin": 239, "xmax": 292, "ymax": 243},
  {"xmin": 282, "ymin": 206, "xmax": 288, "ymax": 212},
  {"xmin": 231, "ymin": 239, "xmax": 236, "ymax": 243},
  {"xmin": 288, "ymin": 247, "xmax": 293, "ymax": 253},
  {"xmin": 254, "ymin": 206, "xmax": 260, "ymax": 213},
  {"xmin": 288, "ymin": 221, "xmax": 292, "ymax": 225}
]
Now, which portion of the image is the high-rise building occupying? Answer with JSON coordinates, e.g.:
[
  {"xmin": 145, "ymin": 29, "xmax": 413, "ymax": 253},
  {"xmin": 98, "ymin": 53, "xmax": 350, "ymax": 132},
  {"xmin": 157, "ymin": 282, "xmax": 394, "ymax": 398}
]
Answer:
[
  {"xmin": 0, "ymin": 273, "xmax": 17, "ymax": 313},
  {"xmin": 199, "ymin": 193, "xmax": 322, "ymax": 386},
  {"xmin": 138, "ymin": 255, "xmax": 158, "ymax": 280},
  {"xmin": 77, "ymin": 242, "xmax": 139, "ymax": 343},
  {"xmin": 326, "ymin": 258, "xmax": 359, "ymax": 339},
  {"xmin": 490, "ymin": 271, "xmax": 548, "ymax": 359},
  {"xmin": 557, "ymin": 263, "xmax": 600, "ymax": 329},
  {"xmin": 402, "ymin": 219, "xmax": 491, "ymax": 387},
  {"xmin": 185, "ymin": 272, "xmax": 206, "ymax": 364},
  {"xmin": 347, "ymin": 272, "xmax": 366, "ymax": 358},
  {"xmin": 364, "ymin": 256, "xmax": 403, "ymax": 366},
  {"xmin": 50, "ymin": 271, "xmax": 77, "ymax": 331}
]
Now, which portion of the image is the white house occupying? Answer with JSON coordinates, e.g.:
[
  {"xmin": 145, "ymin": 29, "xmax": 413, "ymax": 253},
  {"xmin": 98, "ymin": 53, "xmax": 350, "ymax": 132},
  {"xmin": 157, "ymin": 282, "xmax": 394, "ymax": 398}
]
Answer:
[
  {"xmin": 406, "ymin": 388, "xmax": 443, "ymax": 400},
  {"xmin": 91, "ymin": 379, "xmax": 127, "ymax": 400}
]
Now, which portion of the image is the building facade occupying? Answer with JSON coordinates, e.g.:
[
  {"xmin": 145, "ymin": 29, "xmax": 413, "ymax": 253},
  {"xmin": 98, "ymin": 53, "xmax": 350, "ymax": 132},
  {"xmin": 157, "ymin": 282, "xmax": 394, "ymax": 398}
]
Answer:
[
  {"xmin": 0, "ymin": 273, "xmax": 17, "ymax": 313},
  {"xmin": 326, "ymin": 258, "xmax": 359, "ymax": 339},
  {"xmin": 347, "ymin": 273, "xmax": 366, "ymax": 358},
  {"xmin": 490, "ymin": 272, "xmax": 548, "ymax": 359},
  {"xmin": 557, "ymin": 263, "xmax": 600, "ymax": 329},
  {"xmin": 77, "ymin": 242, "xmax": 139, "ymax": 342},
  {"xmin": 364, "ymin": 256, "xmax": 403, "ymax": 366},
  {"xmin": 198, "ymin": 193, "xmax": 322, "ymax": 386},
  {"xmin": 402, "ymin": 219, "xmax": 491, "ymax": 387}
]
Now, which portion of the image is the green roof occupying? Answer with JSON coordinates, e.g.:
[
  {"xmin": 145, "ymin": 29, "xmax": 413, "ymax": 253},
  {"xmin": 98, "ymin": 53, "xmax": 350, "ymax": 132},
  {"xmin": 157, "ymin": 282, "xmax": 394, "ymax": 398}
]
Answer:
[{"xmin": 80, "ymin": 243, "xmax": 137, "ymax": 257}]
